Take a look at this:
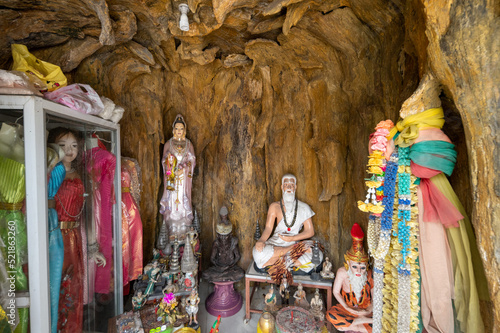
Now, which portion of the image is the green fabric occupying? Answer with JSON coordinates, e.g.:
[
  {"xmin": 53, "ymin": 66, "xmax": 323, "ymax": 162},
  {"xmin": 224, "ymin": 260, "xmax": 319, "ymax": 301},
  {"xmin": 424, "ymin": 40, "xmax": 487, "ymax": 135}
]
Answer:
[
  {"xmin": 431, "ymin": 173, "xmax": 489, "ymax": 333},
  {"xmin": 0, "ymin": 156, "xmax": 28, "ymax": 333},
  {"xmin": 0, "ymin": 156, "xmax": 28, "ymax": 292},
  {"xmin": 0, "ymin": 157, "xmax": 25, "ymax": 204},
  {"xmin": 416, "ymin": 257, "xmax": 423, "ymax": 333},
  {"xmin": 0, "ymin": 211, "xmax": 28, "ymax": 291},
  {"xmin": 410, "ymin": 141, "xmax": 457, "ymax": 176},
  {"xmin": 12, "ymin": 308, "xmax": 27, "ymax": 333}
]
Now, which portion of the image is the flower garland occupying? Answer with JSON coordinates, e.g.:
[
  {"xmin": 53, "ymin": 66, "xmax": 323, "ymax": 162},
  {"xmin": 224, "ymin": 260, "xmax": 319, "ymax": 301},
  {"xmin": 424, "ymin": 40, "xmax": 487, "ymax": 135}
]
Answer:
[
  {"xmin": 358, "ymin": 120, "xmax": 393, "ymax": 215},
  {"xmin": 357, "ymin": 120, "xmax": 394, "ymax": 333},
  {"xmin": 357, "ymin": 153, "xmax": 385, "ymax": 214},
  {"xmin": 409, "ymin": 180, "xmax": 420, "ymax": 333},
  {"xmin": 356, "ymin": 121, "xmax": 420, "ymax": 333},
  {"xmin": 392, "ymin": 146, "xmax": 420, "ymax": 333},
  {"xmin": 374, "ymin": 143, "xmax": 419, "ymax": 333},
  {"xmin": 371, "ymin": 152, "xmax": 398, "ymax": 333},
  {"xmin": 395, "ymin": 146, "xmax": 412, "ymax": 333},
  {"xmin": 382, "ymin": 210, "xmax": 399, "ymax": 333},
  {"xmin": 374, "ymin": 153, "xmax": 397, "ymax": 260}
]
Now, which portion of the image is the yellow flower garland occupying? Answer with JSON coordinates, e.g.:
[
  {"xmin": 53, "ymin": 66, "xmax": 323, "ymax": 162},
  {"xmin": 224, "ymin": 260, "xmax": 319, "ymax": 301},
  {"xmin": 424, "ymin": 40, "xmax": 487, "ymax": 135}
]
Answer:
[{"xmin": 382, "ymin": 168, "xmax": 420, "ymax": 333}]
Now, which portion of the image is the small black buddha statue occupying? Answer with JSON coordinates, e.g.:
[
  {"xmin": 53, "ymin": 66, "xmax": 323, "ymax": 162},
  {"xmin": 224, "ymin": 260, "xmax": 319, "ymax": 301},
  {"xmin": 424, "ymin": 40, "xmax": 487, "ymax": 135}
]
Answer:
[{"xmin": 201, "ymin": 206, "xmax": 244, "ymax": 283}]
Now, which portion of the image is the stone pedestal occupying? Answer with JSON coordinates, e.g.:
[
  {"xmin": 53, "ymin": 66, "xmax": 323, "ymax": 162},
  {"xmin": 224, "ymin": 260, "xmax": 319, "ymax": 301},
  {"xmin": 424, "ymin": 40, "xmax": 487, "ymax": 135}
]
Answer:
[{"xmin": 205, "ymin": 281, "xmax": 242, "ymax": 317}]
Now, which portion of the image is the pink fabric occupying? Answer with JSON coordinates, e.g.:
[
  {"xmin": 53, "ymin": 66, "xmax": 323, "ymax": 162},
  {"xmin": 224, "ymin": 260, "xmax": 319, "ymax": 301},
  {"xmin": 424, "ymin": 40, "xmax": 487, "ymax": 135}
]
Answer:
[
  {"xmin": 121, "ymin": 161, "xmax": 143, "ymax": 285},
  {"xmin": 86, "ymin": 147, "xmax": 116, "ymax": 294},
  {"xmin": 81, "ymin": 218, "xmax": 90, "ymax": 304},
  {"xmin": 417, "ymin": 187, "xmax": 455, "ymax": 333},
  {"xmin": 414, "ymin": 128, "xmax": 451, "ymax": 144},
  {"xmin": 44, "ymin": 83, "xmax": 104, "ymax": 115},
  {"xmin": 411, "ymin": 162, "xmax": 462, "ymax": 228}
]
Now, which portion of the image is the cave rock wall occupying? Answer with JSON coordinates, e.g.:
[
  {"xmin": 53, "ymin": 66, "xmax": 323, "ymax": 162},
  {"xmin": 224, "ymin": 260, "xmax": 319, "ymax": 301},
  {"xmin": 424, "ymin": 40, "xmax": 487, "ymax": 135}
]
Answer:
[{"xmin": 0, "ymin": 0, "xmax": 498, "ymax": 327}]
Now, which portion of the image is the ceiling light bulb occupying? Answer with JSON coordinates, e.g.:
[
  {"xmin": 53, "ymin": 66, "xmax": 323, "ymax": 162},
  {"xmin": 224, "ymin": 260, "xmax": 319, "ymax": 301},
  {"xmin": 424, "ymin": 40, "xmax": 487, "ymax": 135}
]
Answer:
[{"xmin": 179, "ymin": 4, "xmax": 189, "ymax": 31}]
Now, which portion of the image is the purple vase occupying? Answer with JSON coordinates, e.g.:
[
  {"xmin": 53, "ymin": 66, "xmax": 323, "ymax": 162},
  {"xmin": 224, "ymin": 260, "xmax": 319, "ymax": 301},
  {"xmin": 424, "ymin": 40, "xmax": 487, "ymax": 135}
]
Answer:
[{"xmin": 205, "ymin": 281, "xmax": 243, "ymax": 317}]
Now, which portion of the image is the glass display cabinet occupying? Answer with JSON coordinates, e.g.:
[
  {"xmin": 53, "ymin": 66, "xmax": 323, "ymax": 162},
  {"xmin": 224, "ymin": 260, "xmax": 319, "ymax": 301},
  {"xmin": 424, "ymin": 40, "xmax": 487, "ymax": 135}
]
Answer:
[{"xmin": 0, "ymin": 94, "xmax": 123, "ymax": 332}]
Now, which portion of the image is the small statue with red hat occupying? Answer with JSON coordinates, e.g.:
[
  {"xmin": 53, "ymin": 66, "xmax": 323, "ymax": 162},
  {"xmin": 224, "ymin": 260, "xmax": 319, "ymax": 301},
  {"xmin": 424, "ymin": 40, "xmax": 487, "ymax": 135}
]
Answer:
[{"xmin": 326, "ymin": 223, "xmax": 373, "ymax": 333}]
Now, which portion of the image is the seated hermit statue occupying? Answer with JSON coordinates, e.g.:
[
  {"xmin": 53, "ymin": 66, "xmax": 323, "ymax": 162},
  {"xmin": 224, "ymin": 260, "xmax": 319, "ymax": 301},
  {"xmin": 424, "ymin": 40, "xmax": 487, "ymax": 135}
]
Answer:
[
  {"xmin": 327, "ymin": 223, "xmax": 373, "ymax": 332},
  {"xmin": 201, "ymin": 206, "xmax": 244, "ymax": 283},
  {"xmin": 293, "ymin": 283, "xmax": 309, "ymax": 309},
  {"xmin": 320, "ymin": 257, "xmax": 335, "ymax": 279},
  {"xmin": 310, "ymin": 289, "xmax": 325, "ymax": 321},
  {"xmin": 253, "ymin": 174, "xmax": 322, "ymax": 282}
]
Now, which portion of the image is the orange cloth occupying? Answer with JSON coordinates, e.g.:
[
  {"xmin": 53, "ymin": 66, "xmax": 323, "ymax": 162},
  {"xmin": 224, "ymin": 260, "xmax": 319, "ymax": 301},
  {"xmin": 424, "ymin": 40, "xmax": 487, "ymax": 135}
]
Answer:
[
  {"xmin": 327, "ymin": 272, "xmax": 373, "ymax": 333},
  {"xmin": 121, "ymin": 159, "xmax": 143, "ymax": 285}
]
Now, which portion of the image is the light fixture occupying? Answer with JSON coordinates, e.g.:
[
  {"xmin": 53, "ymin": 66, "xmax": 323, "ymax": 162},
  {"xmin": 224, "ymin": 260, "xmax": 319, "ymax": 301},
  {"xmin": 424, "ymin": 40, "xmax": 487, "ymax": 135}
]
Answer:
[{"xmin": 179, "ymin": 4, "xmax": 189, "ymax": 31}]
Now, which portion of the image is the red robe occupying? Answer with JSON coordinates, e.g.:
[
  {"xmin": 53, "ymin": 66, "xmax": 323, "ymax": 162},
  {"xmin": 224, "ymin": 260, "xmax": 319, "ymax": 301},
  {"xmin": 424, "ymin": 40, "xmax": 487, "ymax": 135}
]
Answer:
[{"xmin": 56, "ymin": 178, "xmax": 84, "ymax": 332}]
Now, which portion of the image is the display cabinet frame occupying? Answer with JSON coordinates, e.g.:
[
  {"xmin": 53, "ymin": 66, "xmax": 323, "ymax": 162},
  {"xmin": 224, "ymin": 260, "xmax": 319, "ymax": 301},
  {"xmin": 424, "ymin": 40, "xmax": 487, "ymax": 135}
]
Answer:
[{"xmin": 0, "ymin": 94, "xmax": 123, "ymax": 332}]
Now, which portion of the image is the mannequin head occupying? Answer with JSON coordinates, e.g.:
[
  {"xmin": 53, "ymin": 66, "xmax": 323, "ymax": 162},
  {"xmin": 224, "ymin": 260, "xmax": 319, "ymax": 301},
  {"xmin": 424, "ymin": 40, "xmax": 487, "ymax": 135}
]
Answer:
[
  {"xmin": 0, "ymin": 123, "xmax": 19, "ymax": 146},
  {"xmin": 0, "ymin": 123, "xmax": 24, "ymax": 163},
  {"xmin": 48, "ymin": 127, "xmax": 81, "ymax": 171}
]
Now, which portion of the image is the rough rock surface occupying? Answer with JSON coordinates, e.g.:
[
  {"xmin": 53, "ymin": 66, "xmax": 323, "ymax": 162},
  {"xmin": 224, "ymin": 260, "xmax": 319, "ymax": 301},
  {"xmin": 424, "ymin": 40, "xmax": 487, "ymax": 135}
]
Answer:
[{"xmin": 0, "ymin": 0, "xmax": 497, "ymax": 328}]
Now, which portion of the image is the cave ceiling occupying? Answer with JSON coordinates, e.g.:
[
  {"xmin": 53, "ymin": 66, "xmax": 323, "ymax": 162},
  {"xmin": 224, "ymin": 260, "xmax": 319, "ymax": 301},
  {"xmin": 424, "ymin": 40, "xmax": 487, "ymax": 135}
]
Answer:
[{"xmin": 0, "ymin": 0, "xmax": 388, "ymax": 70}]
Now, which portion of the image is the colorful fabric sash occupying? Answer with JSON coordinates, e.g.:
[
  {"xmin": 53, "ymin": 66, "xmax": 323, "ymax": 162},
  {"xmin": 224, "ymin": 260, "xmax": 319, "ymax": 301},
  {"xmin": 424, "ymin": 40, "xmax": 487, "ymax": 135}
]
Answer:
[
  {"xmin": 410, "ymin": 141, "xmax": 463, "ymax": 227},
  {"xmin": 410, "ymin": 141, "xmax": 457, "ymax": 177},
  {"xmin": 388, "ymin": 108, "xmax": 445, "ymax": 147}
]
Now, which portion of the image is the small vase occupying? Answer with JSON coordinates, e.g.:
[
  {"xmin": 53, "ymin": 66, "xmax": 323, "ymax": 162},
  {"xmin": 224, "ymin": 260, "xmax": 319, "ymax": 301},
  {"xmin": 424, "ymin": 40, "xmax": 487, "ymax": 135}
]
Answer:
[{"xmin": 257, "ymin": 311, "xmax": 276, "ymax": 333}]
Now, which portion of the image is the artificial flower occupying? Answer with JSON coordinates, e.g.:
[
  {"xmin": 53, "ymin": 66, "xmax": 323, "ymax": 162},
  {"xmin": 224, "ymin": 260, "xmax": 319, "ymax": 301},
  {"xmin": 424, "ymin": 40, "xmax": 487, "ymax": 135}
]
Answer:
[
  {"xmin": 163, "ymin": 292, "xmax": 175, "ymax": 305},
  {"xmin": 366, "ymin": 180, "xmax": 382, "ymax": 188},
  {"xmin": 369, "ymin": 166, "xmax": 384, "ymax": 174},
  {"xmin": 375, "ymin": 120, "xmax": 394, "ymax": 130},
  {"xmin": 368, "ymin": 158, "xmax": 384, "ymax": 166},
  {"xmin": 370, "ymin": 202, "xmax": 385, "ymax": 214},
  {"xmin": 357, "ymin": 201, "xmax": 369, "ymax": 212},
  {"xmin": 370, "ymin": 151, "xmax": 385, "ymax": 159}
]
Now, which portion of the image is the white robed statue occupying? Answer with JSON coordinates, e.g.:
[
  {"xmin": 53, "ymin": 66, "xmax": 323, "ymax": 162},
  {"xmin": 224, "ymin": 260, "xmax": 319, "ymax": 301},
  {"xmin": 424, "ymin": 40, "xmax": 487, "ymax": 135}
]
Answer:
[
  {"xmin": 159, "ymin": 114, "xmax": 196, "ymax": 240},
  {"xmin": 253, "ymin": 174, "xmax": 322, "ymax": 282}
]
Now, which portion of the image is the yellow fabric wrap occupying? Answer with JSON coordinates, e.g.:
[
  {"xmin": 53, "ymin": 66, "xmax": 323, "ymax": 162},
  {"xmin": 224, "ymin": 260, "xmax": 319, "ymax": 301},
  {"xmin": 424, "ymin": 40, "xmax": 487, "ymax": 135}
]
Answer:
[
  {"xmin": 388, "ymin": 108, "xmax": 445, "ymax": 147},
  {"xmin": 11, "ymin": 44, "xmax": 67, "ymax": 92}
]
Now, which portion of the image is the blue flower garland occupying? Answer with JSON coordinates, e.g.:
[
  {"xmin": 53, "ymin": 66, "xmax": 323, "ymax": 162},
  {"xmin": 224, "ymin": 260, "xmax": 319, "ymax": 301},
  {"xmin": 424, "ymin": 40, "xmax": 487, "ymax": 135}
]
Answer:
[
  {"xmin": 396, "ymin": 146, "xmax": 411, "ymax": 274},
  {"xmin": 380, "ymin": 151, "xmax": 398, "ymax": 231}
]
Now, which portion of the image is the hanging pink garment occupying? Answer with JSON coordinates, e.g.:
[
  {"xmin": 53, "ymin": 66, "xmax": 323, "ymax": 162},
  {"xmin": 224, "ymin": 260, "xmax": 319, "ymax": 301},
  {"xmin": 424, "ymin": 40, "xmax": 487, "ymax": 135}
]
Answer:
[
  {"xmin": 411, "ymin": 162, "xmax": 463, "ymax": 228},
  {"xmin": 417, "ymin": 187, "xmax": 455, "ymax": 333},
  {"xmin": 411, "ymin": 129, "xmax": 460, "ymax": 333},
  {"xmin": 86, "ymin": 147, "xmax": 116, "ymax": 294},
  {"xmin": 121, "ymin": 158, "xmax": 143, "ymax": 285}
]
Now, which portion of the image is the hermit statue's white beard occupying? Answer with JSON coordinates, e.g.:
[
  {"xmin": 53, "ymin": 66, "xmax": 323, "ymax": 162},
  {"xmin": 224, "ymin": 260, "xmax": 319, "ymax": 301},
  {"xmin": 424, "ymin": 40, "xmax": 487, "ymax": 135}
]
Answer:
[
  {"xmin": 347, "ymin": 269, "xmax": 368, "ymax": 303},
  {"xmin": 282, "ymin": 191, "xmax": 296, "ymax": 213}
]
